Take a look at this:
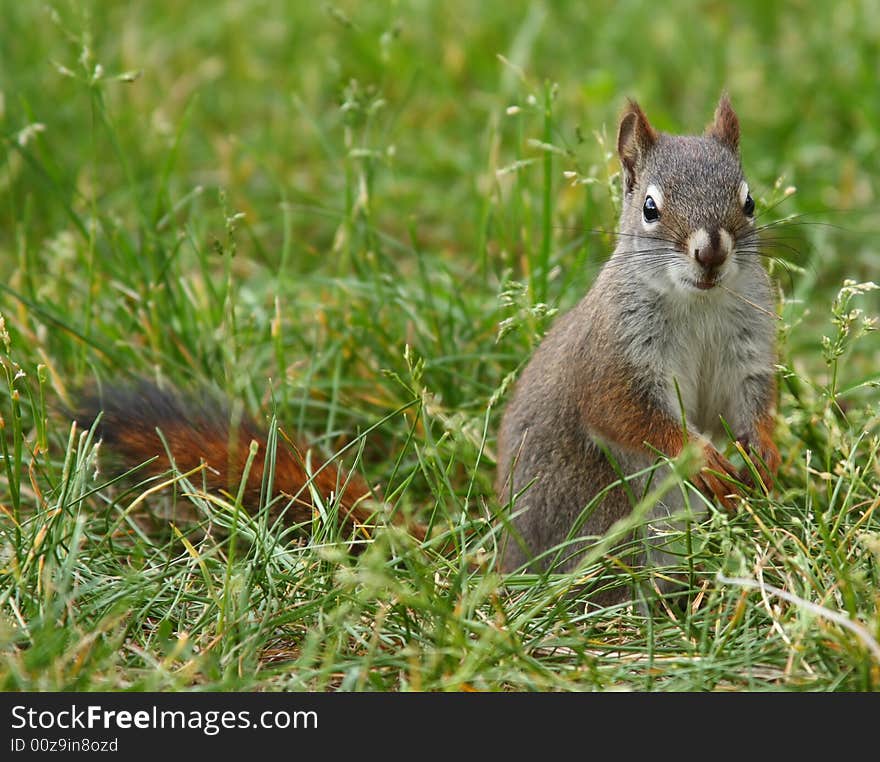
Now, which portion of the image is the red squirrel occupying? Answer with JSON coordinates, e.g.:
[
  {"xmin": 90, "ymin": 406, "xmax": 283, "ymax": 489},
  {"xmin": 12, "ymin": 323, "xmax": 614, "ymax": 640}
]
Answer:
[{"xmin": 496, "ymin": 95, "xmax": 780, "ymax": 597}]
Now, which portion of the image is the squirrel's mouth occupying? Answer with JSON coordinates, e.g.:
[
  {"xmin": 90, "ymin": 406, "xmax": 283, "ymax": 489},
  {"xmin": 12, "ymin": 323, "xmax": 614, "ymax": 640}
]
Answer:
[{"xmin": 685, "ymin": 275, "xmax": 719, "ymax": 291}]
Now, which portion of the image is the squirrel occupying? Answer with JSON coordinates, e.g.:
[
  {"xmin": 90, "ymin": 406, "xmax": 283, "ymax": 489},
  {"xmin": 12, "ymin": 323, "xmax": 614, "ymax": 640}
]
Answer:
[{"xmin": 495, "ymin": 95, "xmax": 781, "ymax": 599}]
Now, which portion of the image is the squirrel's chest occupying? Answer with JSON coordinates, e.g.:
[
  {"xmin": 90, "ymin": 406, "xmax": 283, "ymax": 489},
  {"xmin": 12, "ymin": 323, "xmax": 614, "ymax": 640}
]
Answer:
[
  {"xmin": 625, "ymin": 297, "xmax": 751, "ymax": 437},
  {"xmin": 663, "ymin": 326, "xmax": 736, "ymax": 436}
]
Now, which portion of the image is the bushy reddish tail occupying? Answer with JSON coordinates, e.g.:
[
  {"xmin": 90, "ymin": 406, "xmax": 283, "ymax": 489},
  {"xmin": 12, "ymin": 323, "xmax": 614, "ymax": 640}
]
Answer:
[{"xmin": 73, "ymin": 382, "xmax": 387, "ymax": 536}]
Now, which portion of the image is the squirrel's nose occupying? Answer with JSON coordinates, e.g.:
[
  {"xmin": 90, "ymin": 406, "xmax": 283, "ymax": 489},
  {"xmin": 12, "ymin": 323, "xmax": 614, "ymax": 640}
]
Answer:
[{"xmin": 690, "ymin": 228, "xmax": 732, "ymax": 269}]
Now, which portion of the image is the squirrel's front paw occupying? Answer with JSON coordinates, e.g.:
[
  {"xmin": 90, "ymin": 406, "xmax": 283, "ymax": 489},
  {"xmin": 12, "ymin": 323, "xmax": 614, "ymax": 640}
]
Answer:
[
  {"xmin": 694, "ymin": 443, "xmax": 741, "ymax": 511},
  {"xmin": 735, "ymin": 432, "xmax": 780, "ymax": 492},
  {"xmin": 692, "ymin": 443, "xmax": 741, "ymax": 510}
]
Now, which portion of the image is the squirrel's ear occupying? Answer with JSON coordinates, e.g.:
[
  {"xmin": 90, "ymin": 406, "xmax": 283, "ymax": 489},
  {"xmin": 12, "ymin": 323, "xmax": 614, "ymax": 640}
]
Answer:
[
  {"xmin": 617, "ymin": 99, "xmax": 658, "ymax": 194},
  {"xmin": 707, "ymin": 93, "xmax": 740, "ymax": 150}
]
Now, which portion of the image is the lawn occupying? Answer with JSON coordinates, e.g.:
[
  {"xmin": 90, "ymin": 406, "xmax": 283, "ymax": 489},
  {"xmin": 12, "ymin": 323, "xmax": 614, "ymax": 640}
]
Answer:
[{"xmin": 1, "ymin": 0, "xmax": 878, "ymax": 691}]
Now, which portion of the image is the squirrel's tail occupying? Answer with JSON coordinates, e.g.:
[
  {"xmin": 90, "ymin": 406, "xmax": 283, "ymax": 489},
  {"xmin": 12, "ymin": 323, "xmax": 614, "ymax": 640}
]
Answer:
[{"xmin": 73, "ymin": 381, "xmax": 422, "ymax": 542}]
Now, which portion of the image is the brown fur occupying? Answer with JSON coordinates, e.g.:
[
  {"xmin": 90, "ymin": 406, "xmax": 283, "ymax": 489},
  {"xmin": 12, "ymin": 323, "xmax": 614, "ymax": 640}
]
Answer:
[
  {"xmin": 579, "ymin": 357, "xmax": 687, "ymax": 457},
  {"xmin": 74, "ymin": 383, "xmax": 423, "ymax": 541},
  {"xmin": 741, "ymin": 407, "xmax": 781, "ymax": 490}
]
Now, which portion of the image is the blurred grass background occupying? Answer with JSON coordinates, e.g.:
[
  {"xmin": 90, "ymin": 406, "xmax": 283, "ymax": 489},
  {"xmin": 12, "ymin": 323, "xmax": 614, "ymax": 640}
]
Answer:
[
  {"xmin": 3, "ymin": 2, "xmax": 878, "ymax": 379},
  {"xmin": 0, "ymin": 1, "xmax": 878, "ymax": 690}
]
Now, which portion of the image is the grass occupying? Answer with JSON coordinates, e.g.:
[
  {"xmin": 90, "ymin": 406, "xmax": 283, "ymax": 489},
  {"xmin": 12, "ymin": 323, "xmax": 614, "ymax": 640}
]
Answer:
[{"xmin": 1, "ymin": 0, "xmax": 879, "ymax": 691}]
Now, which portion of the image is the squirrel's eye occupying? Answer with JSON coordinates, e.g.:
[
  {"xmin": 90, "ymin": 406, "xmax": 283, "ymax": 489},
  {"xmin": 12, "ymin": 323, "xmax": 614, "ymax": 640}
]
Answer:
[
  {"xmin": 743, "ymin": 193, "xmax": 755, "ymax": 217},
  {"xmin": 643, "ymin": 195, "xmax": 660, "ymax": 223}
]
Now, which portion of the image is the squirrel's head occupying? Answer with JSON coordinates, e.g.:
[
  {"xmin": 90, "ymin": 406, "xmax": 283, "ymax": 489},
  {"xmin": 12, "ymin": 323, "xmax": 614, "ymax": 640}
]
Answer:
[{"xmin": 615, "ymin": 94, "xmax": 756, "ymax": 294}]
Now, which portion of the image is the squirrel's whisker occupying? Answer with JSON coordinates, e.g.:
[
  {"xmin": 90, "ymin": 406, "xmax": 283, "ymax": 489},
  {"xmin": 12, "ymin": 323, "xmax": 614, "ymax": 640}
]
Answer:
[{"xmin": 717, "ymin": 284, "xmax": 783, "ymax": 320}]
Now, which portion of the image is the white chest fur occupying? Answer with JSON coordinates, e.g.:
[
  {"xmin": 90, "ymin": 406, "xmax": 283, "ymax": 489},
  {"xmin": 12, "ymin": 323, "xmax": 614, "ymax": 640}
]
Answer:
[
  {"xmin": 616, "ymin": 269, "xmax": 774, "ymax": 443},
  {"xmin": 661, "ymin": 294, "xmax": 745, "ymax": 438}
]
